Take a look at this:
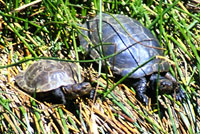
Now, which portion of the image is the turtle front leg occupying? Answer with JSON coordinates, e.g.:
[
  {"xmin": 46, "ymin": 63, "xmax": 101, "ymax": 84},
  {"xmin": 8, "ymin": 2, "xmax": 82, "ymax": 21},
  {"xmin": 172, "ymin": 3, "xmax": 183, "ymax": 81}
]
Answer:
[
  {"xmin": 51, "ymin": 88, "xmax": 66, "ymax": 104},
  {"xmin": 133, "ymin": 77, "xmax": 149, "ymax": 105}
]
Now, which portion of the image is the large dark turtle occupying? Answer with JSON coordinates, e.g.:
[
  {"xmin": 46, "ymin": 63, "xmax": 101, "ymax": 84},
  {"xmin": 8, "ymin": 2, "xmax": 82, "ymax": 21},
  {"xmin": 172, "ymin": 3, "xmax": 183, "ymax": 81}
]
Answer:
[
  {"xmin": 79, "ymin": 13, "xmax": 185, "ymax": 105},
  {"xmin": 15, "ymin": 60, "xmax": 92, "ymax": 104}
]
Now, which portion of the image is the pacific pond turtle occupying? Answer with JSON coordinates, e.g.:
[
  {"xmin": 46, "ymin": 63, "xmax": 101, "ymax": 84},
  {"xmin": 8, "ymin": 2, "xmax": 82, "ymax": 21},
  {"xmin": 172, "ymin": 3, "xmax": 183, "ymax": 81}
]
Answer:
[
  {"xmin": 15, "ymin": 60, "xmax": 92, "ymax": 104},
  {"xmin": 79, "ymin": 13, "xmax": 185, "ymax": 105}
]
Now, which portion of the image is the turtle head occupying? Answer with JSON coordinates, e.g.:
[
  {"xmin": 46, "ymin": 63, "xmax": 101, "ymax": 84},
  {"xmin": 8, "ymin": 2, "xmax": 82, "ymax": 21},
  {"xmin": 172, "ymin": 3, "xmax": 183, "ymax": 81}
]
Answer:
[
  {"xmin": 75, "ymin": 82, "xmax": 92, "ymax": 94},
  {"xmin": 62, "ymin": 82, "xmax": 92, "ymax": 99},
  {"xmin": 149, "ymin": 73, "xmax": 186, "ymax": 102},
  {"xmin": 158, "ymin": 79, "xmax": 174, "ymax": 94},
  {"xmin": 158, "ymin": 79, "xmax": 186, "ymax": 101},
  {"xmin": 150, "ymin": 74, "xmax": 174, "ymax": 94}
]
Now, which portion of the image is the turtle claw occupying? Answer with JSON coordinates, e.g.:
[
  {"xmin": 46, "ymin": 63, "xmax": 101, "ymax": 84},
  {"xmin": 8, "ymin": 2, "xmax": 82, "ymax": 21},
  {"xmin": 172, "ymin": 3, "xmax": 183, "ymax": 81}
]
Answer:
[
  {"xmin": 142, "ymin": 96, "xmax": 149, "ymax": 106},
  {"xmin": 137, "ymin": 93, "xmax": 149, "ymax": 105},
  {"xmin": 175, "ymin": 89, "xmax": 186, "ymax": 101},
  {"xmin": 89, "ymin": 89, "xmax": 95, "ymax": 99}
]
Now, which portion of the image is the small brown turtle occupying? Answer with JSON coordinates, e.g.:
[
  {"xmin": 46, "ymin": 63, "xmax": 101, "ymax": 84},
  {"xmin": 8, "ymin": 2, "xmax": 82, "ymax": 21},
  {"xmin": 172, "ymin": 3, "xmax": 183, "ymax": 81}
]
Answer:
[{"xmin": 15, "ymin": 60, "xmax": 92, "ymax": 104}]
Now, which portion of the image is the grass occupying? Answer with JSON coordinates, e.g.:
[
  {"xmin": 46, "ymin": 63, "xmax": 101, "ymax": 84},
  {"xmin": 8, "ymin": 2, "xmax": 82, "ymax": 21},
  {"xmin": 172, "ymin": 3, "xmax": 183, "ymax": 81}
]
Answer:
[{"xmin": 0, "ymin": 0, "xmax": 200, "ymax": 133}]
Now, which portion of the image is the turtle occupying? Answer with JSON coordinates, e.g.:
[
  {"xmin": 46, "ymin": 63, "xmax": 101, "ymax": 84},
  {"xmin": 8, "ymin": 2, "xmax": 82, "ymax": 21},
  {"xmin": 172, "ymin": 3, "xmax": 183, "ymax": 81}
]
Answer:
[
  {"xmin": 15, "ymin": 60, "xmax": 92, "ymax": 104},
  {"xmin": 79, "ymin": 13, "xmax": 185, "ymax": 105}
]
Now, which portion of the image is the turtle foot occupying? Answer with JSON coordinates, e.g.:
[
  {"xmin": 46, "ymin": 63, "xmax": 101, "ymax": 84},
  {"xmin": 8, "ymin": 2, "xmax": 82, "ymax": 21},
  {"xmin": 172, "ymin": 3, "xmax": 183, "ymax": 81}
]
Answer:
[
  {"xmin": 175, "ymin": 89, "xmax": 186, "ymax": 101},
  {"xmin": 137, "ymin": 93, "xmax": 149, "ymax": 105},
  {"xmin": 89, "ymin": 89, "xmax": 95, "ymax": 99}
]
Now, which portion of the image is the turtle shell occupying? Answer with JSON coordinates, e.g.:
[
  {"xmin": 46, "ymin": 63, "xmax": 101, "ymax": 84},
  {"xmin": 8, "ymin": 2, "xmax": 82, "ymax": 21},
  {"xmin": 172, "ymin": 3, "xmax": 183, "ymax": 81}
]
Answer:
[
  {"xmin": 79, "ymin": 13, "xmax": 169, "ymax": 78},
  {"xmin": 15, "ymin": 60, "xmax": 80, "ymax": 93}
]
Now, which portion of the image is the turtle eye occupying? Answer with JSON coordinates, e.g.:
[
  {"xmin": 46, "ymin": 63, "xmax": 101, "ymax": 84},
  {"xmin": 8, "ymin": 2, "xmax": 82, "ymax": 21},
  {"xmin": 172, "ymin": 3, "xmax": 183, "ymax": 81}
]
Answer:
[
  {"xmin": 160, "ymin": 83, "xmax": 167, "ymax": 89},
  {"xmin": 160, "ymin": 80, "xmax": 173, "ymax": 91}
]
